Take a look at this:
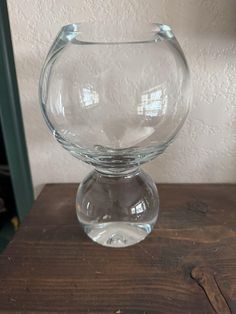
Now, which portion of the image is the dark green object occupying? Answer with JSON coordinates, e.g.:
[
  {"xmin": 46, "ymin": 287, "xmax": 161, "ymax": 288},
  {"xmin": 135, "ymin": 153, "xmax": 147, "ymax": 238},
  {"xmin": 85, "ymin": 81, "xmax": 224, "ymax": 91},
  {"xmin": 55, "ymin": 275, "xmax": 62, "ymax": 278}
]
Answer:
[
  {"xmin": 0, "ymin": 222, "xmax": 15, "ymax": 253},
  {"xmin": 0, "ymin": 0, "xmax": 34, "ymax": 221}
]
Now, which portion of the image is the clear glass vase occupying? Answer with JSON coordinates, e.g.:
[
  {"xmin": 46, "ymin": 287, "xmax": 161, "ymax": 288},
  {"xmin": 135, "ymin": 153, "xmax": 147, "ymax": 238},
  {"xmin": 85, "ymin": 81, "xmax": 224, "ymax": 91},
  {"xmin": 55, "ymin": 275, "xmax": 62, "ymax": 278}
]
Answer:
[{"xmin": 39, "ymin": 23, "xmax": 190, "ymax": 247}]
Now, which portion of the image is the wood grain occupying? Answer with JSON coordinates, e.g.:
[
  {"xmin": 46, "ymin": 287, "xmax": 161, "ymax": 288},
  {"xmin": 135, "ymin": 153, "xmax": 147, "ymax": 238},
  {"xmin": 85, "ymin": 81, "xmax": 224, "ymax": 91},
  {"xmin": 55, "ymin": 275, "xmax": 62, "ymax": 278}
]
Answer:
[
  {"xmin": 191, "ymin": 266, "xmax": 231, "ymax": 314},
  {"xmin": 0, "ymin": 184, "xmax": 236, "ymax": 313}
]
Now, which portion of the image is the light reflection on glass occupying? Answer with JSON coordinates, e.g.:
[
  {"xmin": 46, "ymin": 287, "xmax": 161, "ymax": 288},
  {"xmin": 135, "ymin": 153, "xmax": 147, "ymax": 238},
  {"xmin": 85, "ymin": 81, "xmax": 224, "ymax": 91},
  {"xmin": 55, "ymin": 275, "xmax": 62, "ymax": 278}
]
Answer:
[
  {"xmin": 80, "ymin": 86, "xmax": 99, "ymax": 108},
  {"xmin": 138, "ymin": 85, "xmax": 168, "ymax": 118},
  {"xmin": 55, "ymin": 93, "xmax": 65, "ymax": 116},
  {"xmin": 131, "ymin": 199, "xmax": 146, "ymax": 215}
]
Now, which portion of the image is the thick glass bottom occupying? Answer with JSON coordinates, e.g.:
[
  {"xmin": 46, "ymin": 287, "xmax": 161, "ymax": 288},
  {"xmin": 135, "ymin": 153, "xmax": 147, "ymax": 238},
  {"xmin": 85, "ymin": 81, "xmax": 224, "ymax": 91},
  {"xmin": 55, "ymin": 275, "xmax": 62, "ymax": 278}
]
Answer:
[
  {"xmin": 76, "ymin": 168, "xmax": 159, "ymax": 248},
  {"xmin": 83, "ymin": 221, "xmax": 155, "ymax": 247}
]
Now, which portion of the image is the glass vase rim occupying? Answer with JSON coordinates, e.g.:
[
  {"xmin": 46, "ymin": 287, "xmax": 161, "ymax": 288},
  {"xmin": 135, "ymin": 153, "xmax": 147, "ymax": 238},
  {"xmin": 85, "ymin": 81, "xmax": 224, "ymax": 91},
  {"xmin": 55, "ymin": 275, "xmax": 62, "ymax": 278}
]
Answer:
[{"xmin": 58, "ymin": 22, "xmax": 175, "ymax": 44}]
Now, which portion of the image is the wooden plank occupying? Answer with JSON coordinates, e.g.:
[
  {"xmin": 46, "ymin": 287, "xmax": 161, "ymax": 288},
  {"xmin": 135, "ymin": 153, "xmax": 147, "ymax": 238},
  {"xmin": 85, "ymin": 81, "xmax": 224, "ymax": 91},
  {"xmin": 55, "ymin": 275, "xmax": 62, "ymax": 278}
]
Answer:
[{"xmin": 0, "ymin": 184, "xmax": 235, "ymax": 313}]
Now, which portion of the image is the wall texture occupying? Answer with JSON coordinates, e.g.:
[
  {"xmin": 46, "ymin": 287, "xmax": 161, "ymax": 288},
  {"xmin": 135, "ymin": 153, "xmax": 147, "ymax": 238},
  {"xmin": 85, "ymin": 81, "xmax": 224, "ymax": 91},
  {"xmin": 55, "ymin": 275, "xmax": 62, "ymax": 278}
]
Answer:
[{"xmin": 8, "ymin": 0, "xmax": 236, "ymax": 196}]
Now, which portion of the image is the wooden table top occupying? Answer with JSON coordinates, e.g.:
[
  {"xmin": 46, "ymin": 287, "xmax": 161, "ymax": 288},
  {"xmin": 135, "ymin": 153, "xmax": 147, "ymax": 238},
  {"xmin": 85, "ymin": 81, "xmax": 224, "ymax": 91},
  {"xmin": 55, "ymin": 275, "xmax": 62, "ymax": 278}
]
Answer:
[{"xmin": 0, "ymin": 184, "xmax": 236, "ymax": 314}]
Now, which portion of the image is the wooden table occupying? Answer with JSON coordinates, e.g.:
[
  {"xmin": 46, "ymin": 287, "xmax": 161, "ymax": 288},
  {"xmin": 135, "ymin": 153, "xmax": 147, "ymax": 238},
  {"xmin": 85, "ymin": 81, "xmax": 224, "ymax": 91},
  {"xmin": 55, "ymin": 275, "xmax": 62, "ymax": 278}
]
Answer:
[{"xmin": 0, "ymin": 184, "xmax": 235, "ymax": 313}]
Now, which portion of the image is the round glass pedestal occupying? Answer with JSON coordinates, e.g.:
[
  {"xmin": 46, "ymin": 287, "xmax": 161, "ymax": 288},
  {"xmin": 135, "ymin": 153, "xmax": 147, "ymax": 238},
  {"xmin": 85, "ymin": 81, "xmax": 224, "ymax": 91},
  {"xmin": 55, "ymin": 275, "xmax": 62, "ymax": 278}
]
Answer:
[{"xmin": 76, "ymin": 168, "xmax": 159, "ymax": 247}]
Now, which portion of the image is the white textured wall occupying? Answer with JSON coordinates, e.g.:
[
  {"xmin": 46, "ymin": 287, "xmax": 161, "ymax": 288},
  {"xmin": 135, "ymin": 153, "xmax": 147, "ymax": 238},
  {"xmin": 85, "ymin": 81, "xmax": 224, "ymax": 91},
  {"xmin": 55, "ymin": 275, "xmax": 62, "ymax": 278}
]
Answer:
[{"xmin": 8, "ymin": 0, "xmax": 236, "ymax": 196}]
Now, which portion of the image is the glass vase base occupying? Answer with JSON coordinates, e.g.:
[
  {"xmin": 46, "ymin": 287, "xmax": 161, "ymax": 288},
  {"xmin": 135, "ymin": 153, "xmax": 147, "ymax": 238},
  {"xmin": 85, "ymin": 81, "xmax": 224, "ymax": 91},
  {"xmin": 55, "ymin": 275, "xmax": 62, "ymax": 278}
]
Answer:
[
  {"xmin": 76, "ymin": 168, "xmax": 159, "ymax": 248},
  {"xmin": 84, "ymin": 221, "xmax": 154, "ymax": 248}
]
